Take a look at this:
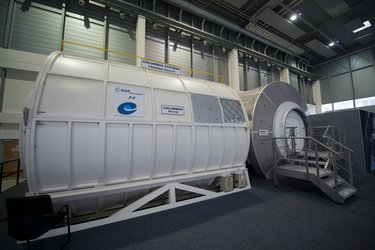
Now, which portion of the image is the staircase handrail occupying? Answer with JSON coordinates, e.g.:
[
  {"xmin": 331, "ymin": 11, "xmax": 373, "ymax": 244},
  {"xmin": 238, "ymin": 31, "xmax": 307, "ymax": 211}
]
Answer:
[
  {"xmin": 271, "ymin": 136, "xmax": 344, "ymax": 159},
  {"xmin": 271, "ymin": 136, "xmax": 354, "ymax": 186},
  {"xmin": 322, "ymin": 125, "xmax": 353, "ymax": 153}
]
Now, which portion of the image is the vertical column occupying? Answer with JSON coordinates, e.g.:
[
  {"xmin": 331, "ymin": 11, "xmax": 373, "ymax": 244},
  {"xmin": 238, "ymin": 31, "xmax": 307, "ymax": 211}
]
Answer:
[
  {"xmin": 280, "ymin": 67, "xmax": 290, "ymax": 83},
  {"xmin": 103, "ymin": 7, "xmax": 109, "ymax": 60},
  {"xmin": 59, "ymin": 0, "xmax": 66, "ymax": 51},
  {"xmin": 228, "ymin": 48, "xmax": 240, "ymax": 91},
  {"xmin": 312, "ymin": 80, "xmax": 322, "ymax": 114},
  {"xmin": 3, "ymin": 0, "xmax": 15, "ymax": 48},
  {"xmin": 136, "ymin": 15, "xmax": 146, "ymax": 67}
]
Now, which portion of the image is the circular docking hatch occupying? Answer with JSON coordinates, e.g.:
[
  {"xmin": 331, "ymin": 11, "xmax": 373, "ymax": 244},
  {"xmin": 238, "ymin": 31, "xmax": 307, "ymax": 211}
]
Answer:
[{"xmin": 238, "ymin": 82, "xmax": 311, "ymax": 179}]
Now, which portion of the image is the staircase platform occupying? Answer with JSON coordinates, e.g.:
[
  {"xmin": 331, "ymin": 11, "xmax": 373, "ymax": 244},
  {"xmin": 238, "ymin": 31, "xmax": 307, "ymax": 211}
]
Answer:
[
  {"xmin": 296, "ymin": 151, "xmax": 329, "ymax": 158},
  {"xmin": 284, "ymin": 158, "xmax": 327, "ymax": 166},
  {"xmin": 275, "ymin": 164, "xmax": 331, "ymax": 180}
]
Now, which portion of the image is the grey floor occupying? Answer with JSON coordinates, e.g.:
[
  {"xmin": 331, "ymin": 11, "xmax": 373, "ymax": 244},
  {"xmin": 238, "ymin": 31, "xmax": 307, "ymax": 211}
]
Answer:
[{"xmin": 1, "ymin": 174, "xmax": 375, "ymax": 250}]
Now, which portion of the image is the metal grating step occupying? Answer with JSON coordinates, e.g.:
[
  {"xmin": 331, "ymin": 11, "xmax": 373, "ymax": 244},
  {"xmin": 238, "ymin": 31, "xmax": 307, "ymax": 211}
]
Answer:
[
  {"xmin": 296, "ymin": 150, "xmax": 329, "ymax": 159},
  {"xmin": 338, "ymin": 185, "xmax": 357, "ymax": 200},
  {"xmin": 322, "ymin": 177, "xmax": 344, "ymax": 188},
  {"xmin": 276, "ymin": 164, "xmax": 332, "ymax": 178},
  {"xmin": 285, "ymin": 158, "xmax": 327, "ymax": 165}
]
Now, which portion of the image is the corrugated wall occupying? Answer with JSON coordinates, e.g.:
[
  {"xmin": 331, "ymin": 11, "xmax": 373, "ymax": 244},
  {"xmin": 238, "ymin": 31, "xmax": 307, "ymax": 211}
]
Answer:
[
  {"xmin": 10, "ymin": 2, "xmax": 61, "ymax": 54},
  {"xmin": 0, "ymin": 0, "xmax": 9, "ymax": 47},
  {"xmin": 213, "ymin": 47, "xmax": 228, "ymax": 84},
  {"xmin": 169, "ymin": 32, "xmax": 191, "ymax": 77},
  {"xmin": 192, "ymin": 39, "xmax": 213, "ymax": 81},
  {"xmin": 245, "ymin": 59, "xmax": 259, "ymax": 90},
  {"xmin": 64, "ymin": 15, "xmax": 104, "ymax": 59},
  {"xmin": 145, "ymin": 23, "xmax": 166, "ymax": 63},
  {"xmin": 313, "ymin": 48, "xmax": 375, "ymax": 106},
  {"xmin": 108, "ymin": 11, "xmax": 136, "ymax": 65}
]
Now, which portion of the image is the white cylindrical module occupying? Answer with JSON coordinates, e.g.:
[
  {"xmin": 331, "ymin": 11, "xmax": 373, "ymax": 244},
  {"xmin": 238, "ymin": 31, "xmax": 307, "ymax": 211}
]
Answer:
[
  {"xmin": 20, "ymin": 52, "xmax": 250, "ymax": 215},
  {"xmin": 238, "ymin": 82, "xmax": 311, "ymax": 179}
]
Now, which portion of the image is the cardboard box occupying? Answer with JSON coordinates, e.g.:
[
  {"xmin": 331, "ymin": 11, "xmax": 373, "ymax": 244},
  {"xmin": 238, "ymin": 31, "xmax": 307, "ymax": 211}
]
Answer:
[
  {"xmin": 2, "ymin": 140, "xmax": 20, "ymax": 173},
  {"xmin": 234, "ymin": 173, "xmax": 247, "ymax": 188},
  {"xmin": 3, "ymin": 140, "xmax": 19, "ymax": 159},
  {"xmin": 220, "ymin": 175, "xmax": 233, "ymax": 192}
]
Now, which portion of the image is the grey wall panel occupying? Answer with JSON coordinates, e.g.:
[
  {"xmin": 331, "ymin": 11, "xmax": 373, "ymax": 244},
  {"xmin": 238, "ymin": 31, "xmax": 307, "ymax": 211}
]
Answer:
[
  {"xmin": 108, "ymin": 14, "xmax": 136, "ymax": 65},
  {"xmin": 328, "ymin": 57, "xmax": 349, "ymax": 76},
  {"xmin": 0, "ymin": 0, "xmax": 9, "ymax": 47},
  {"xmin": 271, "ymin": 68, "xmax": 280, "ymax": 82},
  {"xmin": 260, "ymin": 70, "xmax": 269, "ymax": 86},
  {"xmin": 246, "ymin": 66, "xmax": 258, "ymax": 90},
  {"xmin": 310, "ymin": 110, "xmax": 367, "ymax": 174},
  {"xmin": 312, "ymin": 65, "xmax": 328, "ymax": 79},
  {"xmin": 290, "ymin": 73, "xmax": 299, "ymax": 91},
  {"xmin": 329, "ymin": 73, "xmax": 352, "ymax": 102},
  {"xmin": 350, "ymin": 49, "xmax": 373, "ymax": 70},
  {"xmin": 320, "ymin": 79, "xmax": 331, "ymax": 104},
  {"xmin": 238, "ymin": 63, "xmax": 244, "ymax": 90},
  {"xmin": 64, "ymin": 14, "xmax": 104, "ymax": 59},
  {"xmin": 10, "ymin": 2, "xmax": 61, "ymax": 54},
  {"xmin": 353, "ymin": 66, "xmax": 375, "ymax": 99},
  {"xmin": 192, "ymin": 40, "xmax": 213, "ymax": 81},
  {"xmin": 213, "ymin": 47, "xmax": 228, "ymax": 84},
  {"xmin": 169, "ymin": 32, "xmax": 191, "ymax": 77},
  {"xmin": 145, "ymin": 23, "xmax": 166, "ymax": 63},
  {"xmin": 306, "ymin": 83, "xmax": 314, "ymax": 104}
]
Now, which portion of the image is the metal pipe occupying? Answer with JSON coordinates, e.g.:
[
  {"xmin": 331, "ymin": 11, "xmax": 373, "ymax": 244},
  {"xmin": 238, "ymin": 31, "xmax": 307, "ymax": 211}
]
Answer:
[
  {"xmin": 92, "ymin": 0, "xmax": 317, "ymax": 79},
  {"xmin": 220, "ymin": 26, "xmax": 224, "ymax": 37},
  {"xmin": 179, "ymin": 8, "xmax": 183, "ymax": 22},
  {"xmin": 236, "ymin": 32, "xmax": 241, "ymax": 44},
  {"xmin": 264, "ymin": 45, "xmax": 269, "ymax": 55},
  {"xmin": 201, "ymin": 18, "xmax": 206, "ymax": 30},
  {"xmin": 153, "ymin": 0, "xmax": 156, "ymax": 12},
  {"xmin": 162, "ymin": 0, "xmax": 298, "ymax": 56}
]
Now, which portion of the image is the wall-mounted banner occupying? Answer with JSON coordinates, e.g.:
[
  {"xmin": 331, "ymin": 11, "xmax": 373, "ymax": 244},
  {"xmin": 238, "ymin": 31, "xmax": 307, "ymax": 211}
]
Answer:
[
  {"xmin": 141, "ymin": 59, "xmax": 181, "ymax": 75},
  {"xmin": 161, "ymin": 105, "xmax": 185, "ymax": 115},
  {"xmin": 114, "ymin": 86, "xmax": 145, "ymax": 117}
]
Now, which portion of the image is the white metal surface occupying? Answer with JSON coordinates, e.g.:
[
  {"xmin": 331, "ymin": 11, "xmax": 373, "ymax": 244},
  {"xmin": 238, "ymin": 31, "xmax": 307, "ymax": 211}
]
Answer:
[
  {"xmin": 20, "ymin": 51, "xmax": 250, "ymax": 216},
  {"xmin": 238, "ymin": 82, "xmax": 310, "ymax": 179}
]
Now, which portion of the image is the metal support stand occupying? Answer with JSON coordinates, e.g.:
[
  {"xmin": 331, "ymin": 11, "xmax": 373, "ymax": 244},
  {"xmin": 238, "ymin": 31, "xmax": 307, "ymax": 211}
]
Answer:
[{"xmin": 33, "ymin": 171, "xmax": 251, "ymax": 240}]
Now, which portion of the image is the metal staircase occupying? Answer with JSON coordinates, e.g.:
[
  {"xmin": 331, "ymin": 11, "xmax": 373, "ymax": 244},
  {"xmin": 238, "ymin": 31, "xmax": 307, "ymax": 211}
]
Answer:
[{"xmin": 272, "ymin": 126, "xmax": 356, "ymax": 204}]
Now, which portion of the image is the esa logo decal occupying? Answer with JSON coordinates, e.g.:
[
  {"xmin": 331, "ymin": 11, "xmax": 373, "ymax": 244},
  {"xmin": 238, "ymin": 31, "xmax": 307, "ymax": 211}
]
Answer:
[{"xmin": 117, "ymin": 102, "xmax": 137, "ymax": 115}]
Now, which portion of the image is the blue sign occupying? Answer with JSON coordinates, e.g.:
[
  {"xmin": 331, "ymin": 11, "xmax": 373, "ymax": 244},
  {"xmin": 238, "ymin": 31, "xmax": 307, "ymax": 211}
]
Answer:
[{"xmin": 117, "ymin": 102, "xmax": 137, "ymax": 115}]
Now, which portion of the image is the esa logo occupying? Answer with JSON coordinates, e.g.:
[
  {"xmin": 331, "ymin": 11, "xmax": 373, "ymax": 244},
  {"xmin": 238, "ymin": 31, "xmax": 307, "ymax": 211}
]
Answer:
[
  {"xmin": 118, "ymin": 102, "xmax": 137, "ymax": 115},
  {"xmin": 115, "ymin": 88, "xmax": 130, "ymax": 93}
]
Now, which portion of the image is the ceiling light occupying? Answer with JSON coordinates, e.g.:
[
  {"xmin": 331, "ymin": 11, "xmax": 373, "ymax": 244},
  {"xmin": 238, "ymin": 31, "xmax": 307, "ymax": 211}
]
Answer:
[
  {"xmin": 290, "ymin": 14, "xmax": 297, "ymax": 21},
  {"xmin": 353, "ymin": 20, "xmax": 372, "ymax": 33},
  {"xmin": 203, "ymin": 40, "xmax": 208, "ymax": 46},
  {"xmin": 328, "ymin": 42, "xmax": 335, "ymax": 47}
]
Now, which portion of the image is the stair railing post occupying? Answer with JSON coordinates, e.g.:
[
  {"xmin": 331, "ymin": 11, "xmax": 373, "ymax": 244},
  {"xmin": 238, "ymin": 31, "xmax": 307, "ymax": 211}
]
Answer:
[
  {"xmin": 348, "ymin": 150, "xmax": 353, "ymax": 187},
  {"xmin": 305, "ymin": 137, "xmax": 309, "ymax": 180},
  {"xmin": 315, "ymin": 140, "xmax": 319, "ymax": 186},
  {"xmin": 273, "ymin": 139, "xmax": 279, "ymax": 186}
]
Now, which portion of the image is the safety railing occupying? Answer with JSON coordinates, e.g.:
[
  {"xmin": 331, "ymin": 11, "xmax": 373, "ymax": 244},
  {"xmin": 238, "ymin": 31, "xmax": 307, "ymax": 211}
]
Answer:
[
  {"xmin": 60, "ymin": 40, "xmax": 225, "ymax": 83},
  {"xmin": 0, "ymin": 158, "xmax": 22, "ymax": 192},
  {"xmin": 271, "ymin": 135, "xmax": 354, "ymax": 188}
]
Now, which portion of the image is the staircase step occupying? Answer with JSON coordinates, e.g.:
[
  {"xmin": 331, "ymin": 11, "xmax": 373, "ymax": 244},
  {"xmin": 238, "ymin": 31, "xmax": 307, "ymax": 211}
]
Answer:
[
  {"xmin": 285, "ymin": 158, "xmax": 327, "ymax": 165},
  {"xmin": 338, "ymin": 185, "xmax": 357, "ymax": 200},
  {"xmin": 322, "ymin": 177, "xmax": 344, "ymax": 188}
]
